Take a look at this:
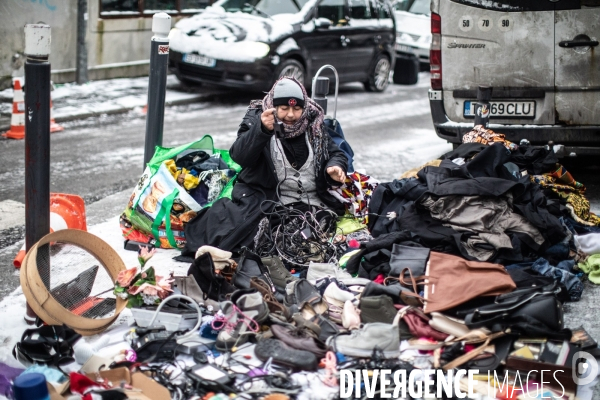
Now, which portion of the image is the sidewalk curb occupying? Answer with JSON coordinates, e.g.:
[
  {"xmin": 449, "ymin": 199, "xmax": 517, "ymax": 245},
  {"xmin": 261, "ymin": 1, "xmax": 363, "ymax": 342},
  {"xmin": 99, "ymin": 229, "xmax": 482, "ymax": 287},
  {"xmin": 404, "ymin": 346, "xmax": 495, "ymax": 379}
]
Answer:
[{"xmin": 0, "ymin": 92, "xmax": 215, "ymax": 132}]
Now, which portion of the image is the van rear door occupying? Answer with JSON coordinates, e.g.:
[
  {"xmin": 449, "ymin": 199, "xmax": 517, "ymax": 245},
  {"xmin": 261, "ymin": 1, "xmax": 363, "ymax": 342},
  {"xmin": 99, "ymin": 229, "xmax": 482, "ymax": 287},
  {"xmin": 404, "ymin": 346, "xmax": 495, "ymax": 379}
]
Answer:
[
  {"xmin": 554, "ymin": 3, "xmax": 600, "ymax": 125},
  {"xmin": 439, "ymin": 1, "xmax": 555, "ymax": 125}
]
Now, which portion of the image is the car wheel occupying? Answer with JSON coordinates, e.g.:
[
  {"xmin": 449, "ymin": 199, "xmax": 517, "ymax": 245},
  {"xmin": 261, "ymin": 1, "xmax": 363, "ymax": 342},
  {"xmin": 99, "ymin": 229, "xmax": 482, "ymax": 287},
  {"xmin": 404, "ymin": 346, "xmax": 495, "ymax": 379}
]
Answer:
[
  {"xmin": 276, "ymin": 59, "xmax": 306, "ymax": 87},
  {"xmin": 364, "ymin": 54, "xmax": 391, "ymax": 92},
  {"xmin": 393, "ymin": 54, "xmax": 419, "ymax": 85}
]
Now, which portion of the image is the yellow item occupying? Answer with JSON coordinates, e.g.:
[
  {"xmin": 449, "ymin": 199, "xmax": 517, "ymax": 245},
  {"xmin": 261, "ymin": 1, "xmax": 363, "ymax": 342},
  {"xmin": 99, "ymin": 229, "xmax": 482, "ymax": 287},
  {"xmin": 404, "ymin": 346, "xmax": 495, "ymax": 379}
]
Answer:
[
  {"xmin": 510, "ymin": 345, "xmax": 535, "ymax": 359},
  {"xmin": 399, "ymin": 159, "xmax": 443, "ymax": 179},
  {"xmin": 336, "ymin": 216, "xmax": 367, "ymax": 234},
  {"xmin": 164, "ymin": 160, "xmax": 200, "ymax": 191}
]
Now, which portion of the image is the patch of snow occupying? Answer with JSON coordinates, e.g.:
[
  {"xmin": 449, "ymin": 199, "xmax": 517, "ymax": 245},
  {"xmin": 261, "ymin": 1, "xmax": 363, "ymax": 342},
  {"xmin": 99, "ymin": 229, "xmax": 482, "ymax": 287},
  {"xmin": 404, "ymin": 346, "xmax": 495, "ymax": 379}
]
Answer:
[
  {"xmin": 114, "ymin": 95, "xmax": 147, "ymax": 109},
  {"xmin": 100, "ymin": 11, "xmax": 140, "ymax": 15},
  {"xmin": 0, "ymin": 216, "xmax": 190, "ymax": 370},
  {"xmin": 0, "ymin": 200, "xmax": 25, "ymax": 231},
  {"xmin": 275, "ymin": 37, "xmax": 300, "ymax": 54},
  {"xmin": 301, "ymin": 21, "xmax": 315, "ymax": 32},
  {"xmin": 379, "ymin": 18, "xmax": 394, "ymax": 28},
  {"xmin": 336, "ymin": 98, "xmax": 431, "ymax": 129},
  {"xmin": 348, "ymin": 19, "xmax": 379, "ymax": 27},
  {"xmin": 170, "ymin": 14, "xmax": 293, "ymax": 62},
  {"xmin": 454, "ymin": 0, "xmax": 521, "ymax": 11},
  {"xmin": 170, "ymin": 0, "xmax": 321, "ymax": 62},
  {"xmin": 352, "ymin": 128, "xmax": 452, "ymax": 180}
]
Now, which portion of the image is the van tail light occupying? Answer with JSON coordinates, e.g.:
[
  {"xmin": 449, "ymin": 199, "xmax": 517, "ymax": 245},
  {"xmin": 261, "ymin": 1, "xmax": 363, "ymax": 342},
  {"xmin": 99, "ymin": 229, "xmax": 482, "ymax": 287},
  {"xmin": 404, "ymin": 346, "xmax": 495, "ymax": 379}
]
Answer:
[{"xmin": 430, "ymin": 12, "xmax": 442, "ymax": 90}]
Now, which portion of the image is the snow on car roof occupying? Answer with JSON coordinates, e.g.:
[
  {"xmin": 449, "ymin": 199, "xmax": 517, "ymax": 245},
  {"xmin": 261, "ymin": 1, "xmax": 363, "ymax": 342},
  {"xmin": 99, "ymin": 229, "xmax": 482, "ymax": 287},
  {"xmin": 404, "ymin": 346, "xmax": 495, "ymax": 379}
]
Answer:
[{"xmin": 170, "ymin": 0, "xmax": 318, "ymax": 62}]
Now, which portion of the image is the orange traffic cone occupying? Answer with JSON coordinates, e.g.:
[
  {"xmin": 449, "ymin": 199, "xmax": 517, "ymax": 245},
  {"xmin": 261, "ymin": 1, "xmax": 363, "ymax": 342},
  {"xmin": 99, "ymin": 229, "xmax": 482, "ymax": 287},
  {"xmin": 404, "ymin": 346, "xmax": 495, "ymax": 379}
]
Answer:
[
  {"xmin": 50, "ymin": 98, "xmax": 64, "ymax": 133},
  {"xmin": 13, "ymin": 193, "xmax": 87, "ymax": 268},
  {"xmin": 2, "ymin": 77, "xmax": 26, "ymax": 140}
]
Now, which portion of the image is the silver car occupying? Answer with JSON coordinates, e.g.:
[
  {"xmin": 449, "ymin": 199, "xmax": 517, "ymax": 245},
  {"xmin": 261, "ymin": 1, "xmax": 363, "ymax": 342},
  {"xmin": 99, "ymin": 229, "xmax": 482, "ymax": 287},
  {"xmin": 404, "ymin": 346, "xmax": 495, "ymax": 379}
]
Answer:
[
  {"xmin": 429, "ymin": 0, "xmax": 600, "ymax": 155},
  {"xmin": 391, "ymin": 0, "xmax": 430, "ymax": 84}
]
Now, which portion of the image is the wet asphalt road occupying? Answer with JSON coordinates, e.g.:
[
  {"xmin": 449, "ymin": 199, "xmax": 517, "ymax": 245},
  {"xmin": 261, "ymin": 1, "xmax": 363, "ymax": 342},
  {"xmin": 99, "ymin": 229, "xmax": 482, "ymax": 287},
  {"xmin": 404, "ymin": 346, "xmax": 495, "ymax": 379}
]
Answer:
[{"xmin": 0, "ymin": 76, "xmax": 600, "ymax": 395}]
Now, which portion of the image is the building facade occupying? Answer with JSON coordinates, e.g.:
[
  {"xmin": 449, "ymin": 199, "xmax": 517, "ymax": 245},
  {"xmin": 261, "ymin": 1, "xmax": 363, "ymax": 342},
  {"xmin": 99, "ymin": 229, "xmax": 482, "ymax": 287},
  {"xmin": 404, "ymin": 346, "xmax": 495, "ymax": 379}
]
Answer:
[{"xmin": 0, "ymin": 0, "xmax": 209, "ymax": 89}]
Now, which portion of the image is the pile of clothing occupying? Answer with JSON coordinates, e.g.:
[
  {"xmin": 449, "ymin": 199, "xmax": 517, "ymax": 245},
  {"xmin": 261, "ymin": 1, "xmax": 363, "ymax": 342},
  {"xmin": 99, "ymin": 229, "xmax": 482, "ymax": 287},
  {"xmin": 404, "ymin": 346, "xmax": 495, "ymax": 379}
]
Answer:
[{"xmin": 8, "ymin": 130, "xmax": 600, "ymax": 400}]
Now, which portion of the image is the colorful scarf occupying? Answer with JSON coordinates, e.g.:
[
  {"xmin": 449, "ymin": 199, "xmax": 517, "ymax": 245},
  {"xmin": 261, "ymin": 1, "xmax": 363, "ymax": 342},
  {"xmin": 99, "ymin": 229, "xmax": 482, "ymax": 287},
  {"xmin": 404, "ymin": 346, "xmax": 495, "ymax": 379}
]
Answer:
[
  {"xmin": 248, "ymin": 76, "xmax": 329, "ymax": 174},
  {"xmin": 462, "ymin": 125, "xmax": 518, "ymax": 151}
]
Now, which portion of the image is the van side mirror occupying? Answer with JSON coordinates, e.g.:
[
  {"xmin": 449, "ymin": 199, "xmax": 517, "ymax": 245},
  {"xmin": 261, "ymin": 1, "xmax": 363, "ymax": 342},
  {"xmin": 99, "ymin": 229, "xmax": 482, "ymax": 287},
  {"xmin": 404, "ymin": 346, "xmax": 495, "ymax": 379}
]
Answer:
[{"xmin": 315, "ymin": 17, "xmax": 332, "ymax": 29}]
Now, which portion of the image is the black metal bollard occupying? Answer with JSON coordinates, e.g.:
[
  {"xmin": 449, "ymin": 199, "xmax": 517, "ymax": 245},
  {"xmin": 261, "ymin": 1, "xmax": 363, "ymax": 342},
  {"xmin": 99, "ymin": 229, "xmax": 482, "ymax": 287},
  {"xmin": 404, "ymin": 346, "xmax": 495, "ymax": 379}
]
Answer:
[
  {"xmin": 313, "ymin": 76, "xmax": 329, "ymax": 115},
  {"xmin": 143, "ymin": 13, "xmax": 171, "ymax": 169},
  {"xmin": 474, "ymin": 85, "xmax": 492, "ymax": 128},
  {"xmin": 24, "ymin": 24, "xmax": 51, "ymax": 320}
]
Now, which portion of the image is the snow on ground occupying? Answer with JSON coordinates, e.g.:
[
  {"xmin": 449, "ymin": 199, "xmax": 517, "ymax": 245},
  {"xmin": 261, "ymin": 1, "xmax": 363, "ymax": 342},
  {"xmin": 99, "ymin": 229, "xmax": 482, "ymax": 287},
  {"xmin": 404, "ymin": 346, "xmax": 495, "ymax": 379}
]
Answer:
[
  {"xmin": 353, "ymin": 128, "xmax": 452, "ymax": 181},
  {"xmin": 0, "ymin": 75, "xmax": 203, "ymax": 120},
  {"xmin": 0, "ymin": 216, "xmax": 189, "ymax": 370}
]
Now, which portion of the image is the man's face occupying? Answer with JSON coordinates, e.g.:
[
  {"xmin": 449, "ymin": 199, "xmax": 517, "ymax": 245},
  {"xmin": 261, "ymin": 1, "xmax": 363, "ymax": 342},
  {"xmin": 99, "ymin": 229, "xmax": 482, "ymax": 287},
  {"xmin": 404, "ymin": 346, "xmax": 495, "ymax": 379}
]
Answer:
[{"xmin": 276, "ymin": 105, "xmax": 303, "ymax": 125}]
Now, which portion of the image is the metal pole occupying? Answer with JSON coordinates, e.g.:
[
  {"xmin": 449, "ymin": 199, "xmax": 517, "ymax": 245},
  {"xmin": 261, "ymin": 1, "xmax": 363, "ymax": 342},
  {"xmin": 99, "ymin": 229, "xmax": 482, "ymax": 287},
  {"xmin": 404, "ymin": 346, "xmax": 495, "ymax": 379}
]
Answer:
[
  {"xmin": 76, "ymin": 0, "xmax": 88, "ymax": 84},
  {"xmin": 24, "ymin": 24, "xmax": 51, "ymax": 321},
  {"xmin": 312, "ymin": 76, "xmax": 329, "ymax": 115},
  {"xmin": 143, "ymin": 13, "xmax": 171, "ymax": 169},
  {"xmin": 474, "ymin": 85, "xmax": 492, "ymax": 128},
  {"xmin": 311, "ymin": 64, "xmax": 339, "ymax": 121}
]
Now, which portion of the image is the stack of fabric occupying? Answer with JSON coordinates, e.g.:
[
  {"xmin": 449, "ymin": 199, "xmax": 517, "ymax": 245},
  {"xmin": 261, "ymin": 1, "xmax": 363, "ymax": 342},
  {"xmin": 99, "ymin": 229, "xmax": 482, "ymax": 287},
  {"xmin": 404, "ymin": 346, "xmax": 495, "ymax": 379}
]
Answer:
[{"xmin": 10, "ymin": 129, "xmax": 600, "ymax": 400}]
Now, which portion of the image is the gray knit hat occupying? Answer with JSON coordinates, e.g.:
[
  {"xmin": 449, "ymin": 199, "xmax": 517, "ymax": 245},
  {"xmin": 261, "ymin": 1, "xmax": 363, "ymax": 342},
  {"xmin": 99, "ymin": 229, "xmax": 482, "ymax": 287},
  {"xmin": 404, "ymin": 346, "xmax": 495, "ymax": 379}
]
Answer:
[{"xmin": 273, "ymin": 78, "xmax": 305, "ymax": 108}]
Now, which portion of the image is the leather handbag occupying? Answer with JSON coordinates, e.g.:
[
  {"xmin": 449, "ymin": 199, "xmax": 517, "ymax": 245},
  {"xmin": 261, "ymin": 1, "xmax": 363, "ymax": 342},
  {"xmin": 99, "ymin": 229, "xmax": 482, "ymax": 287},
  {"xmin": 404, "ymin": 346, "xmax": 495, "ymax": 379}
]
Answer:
[
  {"xmin": 401, "ymin": 308, "xmax": 449, "ymax": 341},
  {"xmin": 463, "ymin": 283, "xmax": 564, "ymax": 332},
  {"xmin": 398, "ymin": 252, "xmax": 516, "ymax": 314},
  {"xmin": 389, "ymin": 244, "xmax": 430, "ymax": 277},
  {"xmin": 232, "ymin": 248, "xmax": 276, "ymax": 292}
]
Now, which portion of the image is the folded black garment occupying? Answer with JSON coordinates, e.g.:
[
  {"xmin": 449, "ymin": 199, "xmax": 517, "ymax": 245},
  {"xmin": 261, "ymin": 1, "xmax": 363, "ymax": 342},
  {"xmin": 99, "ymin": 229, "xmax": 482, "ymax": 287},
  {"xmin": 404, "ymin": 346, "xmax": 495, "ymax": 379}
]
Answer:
[
  {"xmin": 440, "ymin": 143, "xmax": 487, "ymax": 161},
  {"xmin": 345, "ymin": 230, "xmax": 414, "ymax": 275}
]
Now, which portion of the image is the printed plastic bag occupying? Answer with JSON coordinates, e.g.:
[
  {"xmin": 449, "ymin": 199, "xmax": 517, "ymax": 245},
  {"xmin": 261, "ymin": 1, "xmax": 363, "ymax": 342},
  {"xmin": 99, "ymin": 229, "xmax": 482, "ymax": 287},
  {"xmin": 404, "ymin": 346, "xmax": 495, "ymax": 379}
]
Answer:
[{"xmin": 121, "ymin": 136, "xmax": 241, "ymax": 249}]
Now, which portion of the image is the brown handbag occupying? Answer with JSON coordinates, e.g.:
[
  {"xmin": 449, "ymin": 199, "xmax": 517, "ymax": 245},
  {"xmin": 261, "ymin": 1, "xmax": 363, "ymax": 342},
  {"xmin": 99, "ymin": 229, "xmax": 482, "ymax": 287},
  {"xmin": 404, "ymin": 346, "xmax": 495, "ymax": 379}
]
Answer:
[{"xmin": 399, "ymin": 252, "xmax": 516, "ymax": 314}]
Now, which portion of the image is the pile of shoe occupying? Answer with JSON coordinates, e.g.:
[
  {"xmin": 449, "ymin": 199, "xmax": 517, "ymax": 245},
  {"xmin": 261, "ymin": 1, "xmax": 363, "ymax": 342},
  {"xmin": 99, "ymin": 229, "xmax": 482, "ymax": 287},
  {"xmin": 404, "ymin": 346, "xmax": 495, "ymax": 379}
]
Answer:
[{"xmin": 173, "ymin": 242, "xmax": 595, "ymax": 400}]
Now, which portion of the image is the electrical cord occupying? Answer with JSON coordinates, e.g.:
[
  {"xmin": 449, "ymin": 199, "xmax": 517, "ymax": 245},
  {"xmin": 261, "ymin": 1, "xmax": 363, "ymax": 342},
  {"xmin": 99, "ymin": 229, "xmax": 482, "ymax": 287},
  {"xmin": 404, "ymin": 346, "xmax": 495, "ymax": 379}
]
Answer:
[
  {"xmin": 146, "ymin": 294, "xmax": 203, "ymax": 344},
  {"xmin": 254, "ymin": 200, "xmax": 344, "ymax": 268}
]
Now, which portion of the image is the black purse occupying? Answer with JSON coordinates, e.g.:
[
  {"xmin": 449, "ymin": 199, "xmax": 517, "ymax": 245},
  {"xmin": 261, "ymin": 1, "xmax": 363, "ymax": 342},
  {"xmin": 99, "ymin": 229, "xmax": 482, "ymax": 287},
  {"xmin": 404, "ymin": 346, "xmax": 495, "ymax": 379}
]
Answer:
[
  {"xmin": 232, "ymin": 248, "xmax": 276, "ymax": 292},
  {"xmin": 462, "ymin": 282, "xmax": 564, "ymax": 334},
  {"xmin": 187, "ymin": 252, "xmax": 236, "ymax": 301},
  {"xmin": 389, "ymin": 244, "xmax": 430, "ymax": 277}
]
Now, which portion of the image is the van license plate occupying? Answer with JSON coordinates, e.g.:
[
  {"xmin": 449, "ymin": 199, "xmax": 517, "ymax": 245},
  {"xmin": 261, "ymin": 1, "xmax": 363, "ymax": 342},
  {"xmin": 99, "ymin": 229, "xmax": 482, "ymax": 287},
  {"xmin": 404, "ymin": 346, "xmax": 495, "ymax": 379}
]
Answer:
[
  {"xmin": 463, "ymin": 101, "xmax": 535, "ymax": 118},
  {"xmin": 183, "ymin": 53, "xmax": 216, "ymax": 68},
  {"xmin": 395, "ymin": 43, "xmax": 414, "ymax": 53}
]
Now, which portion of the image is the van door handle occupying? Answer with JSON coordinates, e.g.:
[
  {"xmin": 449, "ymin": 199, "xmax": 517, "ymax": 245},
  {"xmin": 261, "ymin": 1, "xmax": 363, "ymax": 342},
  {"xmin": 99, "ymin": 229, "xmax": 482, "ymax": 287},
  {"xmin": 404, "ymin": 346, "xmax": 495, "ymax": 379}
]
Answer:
[
  {"xmin": 340, "ymin": 35, "xmax": 351, "ymax": 46},
  {"xmin": 559, "ymin": 39, "xmax": 599, "ymax": 48}
]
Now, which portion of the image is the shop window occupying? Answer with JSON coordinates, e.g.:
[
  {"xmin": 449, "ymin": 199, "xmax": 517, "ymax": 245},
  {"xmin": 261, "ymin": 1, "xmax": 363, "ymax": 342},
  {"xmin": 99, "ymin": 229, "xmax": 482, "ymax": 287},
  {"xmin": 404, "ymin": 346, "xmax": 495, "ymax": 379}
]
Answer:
[{"xmin": 100, "ymin": 0, "xmax": 212, "ymax": 17}]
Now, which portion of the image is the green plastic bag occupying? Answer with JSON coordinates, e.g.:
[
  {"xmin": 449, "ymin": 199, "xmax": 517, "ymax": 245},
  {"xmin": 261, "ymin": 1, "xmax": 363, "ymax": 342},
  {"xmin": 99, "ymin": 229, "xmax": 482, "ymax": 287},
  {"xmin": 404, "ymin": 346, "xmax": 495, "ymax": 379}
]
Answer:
[{"xmin": 121, "ymin": 135, "xmax": 240, "ymax": 249}]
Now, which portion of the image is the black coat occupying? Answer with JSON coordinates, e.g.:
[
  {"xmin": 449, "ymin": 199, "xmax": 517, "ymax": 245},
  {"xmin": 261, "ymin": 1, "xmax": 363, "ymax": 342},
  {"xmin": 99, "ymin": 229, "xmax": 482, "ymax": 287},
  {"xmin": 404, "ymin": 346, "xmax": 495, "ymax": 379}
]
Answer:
[
  {"xmin": 182, "ymin": 108, "xmax": 348, "ymax": 255},
  {"xmin": 231, "ymin": 108, "xmax": 348, "ymax": 212}
]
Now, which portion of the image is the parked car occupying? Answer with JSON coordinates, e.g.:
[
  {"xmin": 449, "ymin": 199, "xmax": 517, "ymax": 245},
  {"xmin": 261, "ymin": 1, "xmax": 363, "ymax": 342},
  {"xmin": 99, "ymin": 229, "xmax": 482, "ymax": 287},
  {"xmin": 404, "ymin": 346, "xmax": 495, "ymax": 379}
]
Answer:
[
  {"xmin": 168, "ymin": 0, "xmax": 396, "ymax": 93},
  {"xmin": 429, "ymin": 0, "xmax": 600, "ymax": 155},
  {"xmin": 391, "ymin": 0, "xmax": 430, "ymax": 84}
]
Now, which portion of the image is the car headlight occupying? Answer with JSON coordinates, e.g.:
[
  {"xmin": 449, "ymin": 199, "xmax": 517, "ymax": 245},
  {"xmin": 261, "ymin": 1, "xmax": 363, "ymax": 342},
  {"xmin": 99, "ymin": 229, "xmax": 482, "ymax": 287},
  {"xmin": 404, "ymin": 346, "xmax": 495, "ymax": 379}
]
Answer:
[
  {"xmin": 244, "ymin": 41, "xmax": 271, "ymax": 58},
  {"xmin": 168, "ymin": 28, "xmax": 180, "ymax": 39}
]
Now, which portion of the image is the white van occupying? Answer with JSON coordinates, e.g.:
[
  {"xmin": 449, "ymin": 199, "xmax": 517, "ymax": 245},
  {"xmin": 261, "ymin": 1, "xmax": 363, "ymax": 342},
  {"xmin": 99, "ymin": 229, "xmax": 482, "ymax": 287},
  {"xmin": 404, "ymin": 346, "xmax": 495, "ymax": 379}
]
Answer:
[
  {"xmin": 392, "ymin": 0, "xmax": 430, "ymax": 84},
  {"xmin": 428, "ymin": 0, "xmax": 600, "ymax": 154}
]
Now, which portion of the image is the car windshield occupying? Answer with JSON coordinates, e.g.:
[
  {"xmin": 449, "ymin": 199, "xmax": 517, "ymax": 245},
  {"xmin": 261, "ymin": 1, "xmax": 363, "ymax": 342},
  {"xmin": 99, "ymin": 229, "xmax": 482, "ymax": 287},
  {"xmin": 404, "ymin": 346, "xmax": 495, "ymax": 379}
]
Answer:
[
  {"xmin": 219, "ymin": 0, "xmax": 303, "ymax": 15},
  {"xmin": 392, "ymin": 0, "xmax": 429, "ymax": 14}
]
